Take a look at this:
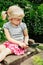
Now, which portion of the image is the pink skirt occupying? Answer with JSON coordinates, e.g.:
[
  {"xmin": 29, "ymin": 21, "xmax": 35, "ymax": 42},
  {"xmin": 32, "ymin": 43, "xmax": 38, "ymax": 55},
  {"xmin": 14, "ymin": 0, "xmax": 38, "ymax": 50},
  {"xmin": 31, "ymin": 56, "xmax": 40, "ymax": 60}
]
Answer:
[{"xmin": 3, "ymin": 41, "xmax": 26, "ymax": 55}]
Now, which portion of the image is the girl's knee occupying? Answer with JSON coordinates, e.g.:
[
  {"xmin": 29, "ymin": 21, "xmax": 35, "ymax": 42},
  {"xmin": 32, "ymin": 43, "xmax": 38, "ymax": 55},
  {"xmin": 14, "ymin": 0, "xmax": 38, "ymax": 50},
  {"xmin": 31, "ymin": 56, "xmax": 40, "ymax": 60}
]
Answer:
[
  {"xmin": 0, "ymin": 44, "xmax": 6, "ymax": 48},
  {"xmin": 0, "ymin": 44, "xmax": 6, "ymax": 52},
  {"xmin": 3, "ymin": 48, "xmax": 12, "ymax": 54}
]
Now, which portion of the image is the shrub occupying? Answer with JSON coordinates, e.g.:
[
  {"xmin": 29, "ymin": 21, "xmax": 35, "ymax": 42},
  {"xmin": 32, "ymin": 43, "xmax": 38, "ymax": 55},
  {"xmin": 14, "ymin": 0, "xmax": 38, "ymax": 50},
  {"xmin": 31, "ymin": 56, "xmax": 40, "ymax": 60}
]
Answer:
[{"xmin": 0, "ymin": 14, "xmax": 7, "ymax": 41}]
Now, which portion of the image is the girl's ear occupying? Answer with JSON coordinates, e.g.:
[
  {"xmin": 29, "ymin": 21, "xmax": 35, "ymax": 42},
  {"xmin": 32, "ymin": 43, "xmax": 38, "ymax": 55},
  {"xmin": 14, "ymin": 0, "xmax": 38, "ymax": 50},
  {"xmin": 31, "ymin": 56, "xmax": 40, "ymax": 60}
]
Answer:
[{"xmin": 1, "ymin": 11, "xmax": 7, "ymax": 20}]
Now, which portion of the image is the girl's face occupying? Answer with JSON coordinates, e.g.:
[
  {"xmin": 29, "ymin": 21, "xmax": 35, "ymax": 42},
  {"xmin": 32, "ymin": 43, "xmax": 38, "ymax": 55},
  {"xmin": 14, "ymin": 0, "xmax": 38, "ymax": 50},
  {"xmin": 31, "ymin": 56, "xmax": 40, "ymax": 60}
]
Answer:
[{"xmin": 9, "ymin": 17, "xmax": 22, "ymax": 26}]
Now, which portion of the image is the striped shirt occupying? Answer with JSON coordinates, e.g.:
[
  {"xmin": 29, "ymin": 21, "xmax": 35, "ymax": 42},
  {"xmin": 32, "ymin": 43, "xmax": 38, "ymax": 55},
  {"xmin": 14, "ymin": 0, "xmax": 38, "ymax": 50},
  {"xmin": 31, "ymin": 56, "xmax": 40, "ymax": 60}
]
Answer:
[{"xmin": 3, "ymin": 22, "xmax": 27, "ymax": 41}]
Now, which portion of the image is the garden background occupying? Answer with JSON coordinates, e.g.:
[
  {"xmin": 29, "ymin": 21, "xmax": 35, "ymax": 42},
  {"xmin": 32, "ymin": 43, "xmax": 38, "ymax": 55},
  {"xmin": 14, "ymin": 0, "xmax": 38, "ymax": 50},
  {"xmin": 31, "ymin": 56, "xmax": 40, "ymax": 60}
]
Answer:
[{"xmin": 0, "ymin": 0, "xmax": 43, "ymax": 43}]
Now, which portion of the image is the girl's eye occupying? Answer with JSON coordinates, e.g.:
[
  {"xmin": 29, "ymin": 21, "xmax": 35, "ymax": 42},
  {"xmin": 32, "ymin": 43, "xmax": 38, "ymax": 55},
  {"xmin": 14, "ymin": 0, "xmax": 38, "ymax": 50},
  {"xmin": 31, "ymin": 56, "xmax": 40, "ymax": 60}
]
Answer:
[
  {"xmin": 10, "ymin": 18, "xmax": 21, "ymax": 21},
  {"xmin": 17, "ymin": 19, "xmax": 21, "ymax": 21},
  {"xmin": 10, "ymin": 18, "xmax": 13, "ymax": 20}
]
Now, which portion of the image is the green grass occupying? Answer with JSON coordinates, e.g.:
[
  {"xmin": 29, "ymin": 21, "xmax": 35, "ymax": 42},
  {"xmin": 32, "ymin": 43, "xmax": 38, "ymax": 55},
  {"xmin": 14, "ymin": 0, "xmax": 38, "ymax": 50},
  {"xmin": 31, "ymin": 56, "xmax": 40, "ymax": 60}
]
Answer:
[{"xmin": 33, "ymin": 56, "xmax": 43, "ymax": 65}]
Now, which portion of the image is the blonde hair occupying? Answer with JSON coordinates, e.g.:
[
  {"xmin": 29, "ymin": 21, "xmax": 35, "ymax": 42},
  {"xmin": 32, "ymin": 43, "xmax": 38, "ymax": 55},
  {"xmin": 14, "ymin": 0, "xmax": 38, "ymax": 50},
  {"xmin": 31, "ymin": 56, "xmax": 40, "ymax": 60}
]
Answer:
[
  {"xmin": 1, "ymin": 11, "xmax": 7, "ymax": 20},
  {"xmin": 2, "ymin": 5, "xmax": 25, "ymax": 20}
]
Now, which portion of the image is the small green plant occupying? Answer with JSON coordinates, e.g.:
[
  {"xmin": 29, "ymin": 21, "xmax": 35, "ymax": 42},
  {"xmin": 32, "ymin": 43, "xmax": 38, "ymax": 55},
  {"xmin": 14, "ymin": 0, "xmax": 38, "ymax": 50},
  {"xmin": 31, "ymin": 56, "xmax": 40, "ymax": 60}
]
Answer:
[
  {"xmin": 38, "ymin": 45, "xmax": 43, "ymax": 50},
  {"xmin": 33, "ymin": 56, "xmax": 43, "ymax": 65}
]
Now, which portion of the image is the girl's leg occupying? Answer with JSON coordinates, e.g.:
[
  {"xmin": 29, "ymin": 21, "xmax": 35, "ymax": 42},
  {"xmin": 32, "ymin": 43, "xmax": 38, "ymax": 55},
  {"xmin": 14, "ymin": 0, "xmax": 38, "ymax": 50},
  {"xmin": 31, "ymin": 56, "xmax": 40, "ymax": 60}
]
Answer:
[
  {"xmin": 0, "ymin": 48, "xmax": 12, "ymax": 62},
  {"xmin": 0, "ymin": 44, "xmax": 6, "ymax": 52}
]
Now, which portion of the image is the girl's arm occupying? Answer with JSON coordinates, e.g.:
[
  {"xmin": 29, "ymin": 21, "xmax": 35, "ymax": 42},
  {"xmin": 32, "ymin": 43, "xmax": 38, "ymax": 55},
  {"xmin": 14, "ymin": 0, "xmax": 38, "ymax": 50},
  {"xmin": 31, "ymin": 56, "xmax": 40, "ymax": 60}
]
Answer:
[
  {"xmin": 4, "ymin": 28, "xmax": 28, "ymax": 48},
  {"xmin": 23, "ymin": 28, "xmax": 29, "ymax": 45},
  {"xmin": 23, "ymin": 28, "xmax": 35, "ymax": 45}
]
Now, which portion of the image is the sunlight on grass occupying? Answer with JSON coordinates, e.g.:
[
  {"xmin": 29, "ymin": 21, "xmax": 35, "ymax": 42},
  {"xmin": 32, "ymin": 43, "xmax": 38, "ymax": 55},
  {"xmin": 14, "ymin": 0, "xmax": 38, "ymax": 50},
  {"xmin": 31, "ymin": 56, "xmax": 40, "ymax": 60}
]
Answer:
[{"xmin": 33, "ymin": 55, "xmax": 43, "ymax": 65}]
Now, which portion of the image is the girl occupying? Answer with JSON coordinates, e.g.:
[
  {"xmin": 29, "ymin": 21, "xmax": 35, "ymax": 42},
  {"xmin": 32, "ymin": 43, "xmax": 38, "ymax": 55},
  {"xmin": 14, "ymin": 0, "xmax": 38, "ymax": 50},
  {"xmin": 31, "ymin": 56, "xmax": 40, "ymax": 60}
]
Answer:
[{"xmin": 0, "ymin": 5, "xmax": 34, "ymax": 62}]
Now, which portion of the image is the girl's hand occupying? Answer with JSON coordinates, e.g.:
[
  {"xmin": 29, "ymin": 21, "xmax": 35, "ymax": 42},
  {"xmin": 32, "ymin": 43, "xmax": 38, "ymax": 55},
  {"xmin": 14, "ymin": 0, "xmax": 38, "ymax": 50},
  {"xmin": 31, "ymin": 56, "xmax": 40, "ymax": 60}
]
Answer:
[
  {"xmin": 29, "ymin": 39, "xmax": 35, "ymax": 44},
  {"xmin": 19, "ymin": 42, "xmax": 28, "ymax": 49}
]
